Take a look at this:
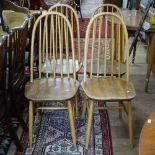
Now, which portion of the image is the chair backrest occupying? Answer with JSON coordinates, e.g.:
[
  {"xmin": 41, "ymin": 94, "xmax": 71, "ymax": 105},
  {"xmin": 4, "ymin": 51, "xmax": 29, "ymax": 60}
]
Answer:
[
  {"xmin": 0, "ymin": 36, "xmax": 7, "ymax": 91},
  {"xmin": 8, "ymin": 22, "xmax": 28, "ymax": 88},
  {"xmin": 83, "ymin": 12, "xmax": 129, "ymax": 82},
  {"xmin": 30, "ymin": 12, "xmax": 76, "ymax": 82},
  {"xmin": 92, "ymin": 4, "xmax": 123, "ymax": 18},
  {"xmin": 48, "ymin": 4, "xmax": 81, "ymax": 62}
]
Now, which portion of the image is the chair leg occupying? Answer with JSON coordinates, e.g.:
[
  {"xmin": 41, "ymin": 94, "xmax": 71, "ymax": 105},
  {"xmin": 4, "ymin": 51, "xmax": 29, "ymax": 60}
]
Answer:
[
  {"xmin": 36, "ymin": 103, "xmax": 41, "ymax": 121},
  {"xmin": 82, "ymin": 95, "xmax": 87, "ymax": 118},
  {"xmin": 118, "ymin": 101, "xmax": 123, "ymax": 119},
  {"xmin": 11, "ymin": 91, "xmax": 28, "ymax": 132},
  {"xmin": 5, "ymin": 97, "xmax": 23, "ymax": 152},
  {"xmin": 5, "ymin": 115, "xmax": 23, "ymax": 151},
  {"xmin": 128, "ymin": 100, "xmax": 133, "ymax": 148},
  {"xmin": 29, "ymin": 101, "xmax": 33, "ymax": 148},
  {"xmin": 68, "ymin": 100, "xmax": 76, "ymax": 148},
  {"xmin": 75, "ymin": 94, "xmax": 78, "ymax": 117},
  {"xmin": 132, "ymin": 41, "xmax": 137, "ymax": 63},
  {"xmin": 85, "ymin": 100, "xmax": 94, "ymax": 149}
]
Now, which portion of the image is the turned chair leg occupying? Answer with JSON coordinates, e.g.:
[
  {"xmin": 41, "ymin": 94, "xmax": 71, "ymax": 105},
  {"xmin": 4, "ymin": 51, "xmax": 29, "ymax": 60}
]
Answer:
[
  {"xmin": 5, "ymin": 103, "xmax": 23, "ymax": 152},
  {"xmin": 75, "ymin": 93, "xmax": 79, "ymax": 116},
  {"xmin": 82, "ymin": 95, "xmax": 88, "ymax": 118},
  {"xmin": 29, "ymin": 101, "xmax": 33, "ymax": 148},
  {"xmin": 85, "ymin": 100, "xmax": 94, "ymax": 149},
  {"xmin": 68, "ymin": 100, "xmax": 76, "ymax": 148},
  {"xmin": 11, "ymin": 91, "xmax": 28, "ymax": 132},
  {"xmin": 128, "ymin": 100, "xmax": 133, "ymax": 148}
]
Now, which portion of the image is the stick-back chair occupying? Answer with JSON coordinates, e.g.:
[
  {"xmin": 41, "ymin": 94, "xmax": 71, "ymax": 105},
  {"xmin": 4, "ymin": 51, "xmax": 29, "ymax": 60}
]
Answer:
[
  {"xmin": 25, "ymin": 12, "xmax": 79, "ymax": 148},
  {"xmin": 88, "ymin": 4, "xmax": 125, "ymax": 77},
  {"xmin": 92, "ymin": 3, "xmax": 123, "ymax": 17},
  {"xmin": 0, "ymin": 35, "xmax": 23, "ymax": 151},
  {"xmin": 44, "ymin": 4, "xmax": 81, "ymax": 77},
  {"xmin": 81, "ymin": 12, "xmax": 136, "ymax": 149},
  {"xmin": 8, "ymin": 20, "xmax": 28, "ymax": 132}
]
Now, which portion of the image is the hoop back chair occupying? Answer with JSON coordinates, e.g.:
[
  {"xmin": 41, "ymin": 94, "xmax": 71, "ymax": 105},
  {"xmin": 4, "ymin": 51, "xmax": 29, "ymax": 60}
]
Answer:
[
  {"xmin": 25, "ymin": 12, "xmax": 79, "ymax": 148},
  {"xmin": 92, "ymin": 3, "xmax": 123, "ymax": 17},
  {"xmin": 81, "ymin": 12, "xmax": 136, "ymax": 149},
  {"xmin": 0, "ymin": 35, "xmax": 23, "ymax": 151},
  {"xmin": 48, "ymin": 4, "xmax": 81, "ymax": 116},
  {"xmin": 7, "ymin": 21, "xmax": 28, "ymax": 132},
  {"xmin": 87, "ymin": 4, "xmax": 125, "ymax": 76},
  {"xmin": 44, "ymin": 4, "xmax": 81, "ymax": 76}
]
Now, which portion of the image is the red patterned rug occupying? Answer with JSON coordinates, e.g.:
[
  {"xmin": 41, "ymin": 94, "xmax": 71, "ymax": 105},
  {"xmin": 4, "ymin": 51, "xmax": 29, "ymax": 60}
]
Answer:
[{"xmin": 15, "ymin": 90, "xmax": 113, "ymax": 155}]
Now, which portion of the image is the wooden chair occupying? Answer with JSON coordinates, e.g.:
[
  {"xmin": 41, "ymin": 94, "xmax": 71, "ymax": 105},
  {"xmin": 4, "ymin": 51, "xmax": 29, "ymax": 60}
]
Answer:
[
  {"xmin": 25, "ymin": 12, "xmax": 79, "ymax": 148},
  {"xmin": 85, "ymin": 4, "xmax": 125, "ymax": 77},
  {"xmin": 8, "ymin": 20, "xmax": 28, "ymax": 132},
  {"xmin": 46, "ymin": 4, "xmax": 81, "ymax": 76},
  {"xmin": 0, "ymin": 35, "xmax": 23, "ymax": 151},
  {"xmin": 48, "ymin": 4, "xmax": 81, "ymax": 116},
  {"xmin": 81, "ymin": 12, "xmax": 136, "ymax": 149},
  {"xmin": 92, "ymin": 3, "xmax": 123, "ymax": 17}
]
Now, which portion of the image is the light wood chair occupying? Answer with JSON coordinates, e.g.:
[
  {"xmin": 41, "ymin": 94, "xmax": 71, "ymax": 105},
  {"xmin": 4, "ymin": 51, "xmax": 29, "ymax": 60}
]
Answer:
[
  {"xmin": 87, "ymin": 3, "xmax": 125, "ymax": 77},
  {"xmin": 92, "ymin": 3, "xmax": 123, "ymax": 17},
  {"xmin": 81, "ymin": 12, "xmax": 136, "ymax": 149},
  {"xmin": 48, "ymin": 4, "xmax": 81, "ymax": 116},
  {"xmin": 45, "ymin": 4, "xmax": 81, "ymax": 76},
  {"xmin": 25, "ymin": 12, "xmax": 79, "ymax": 148}
]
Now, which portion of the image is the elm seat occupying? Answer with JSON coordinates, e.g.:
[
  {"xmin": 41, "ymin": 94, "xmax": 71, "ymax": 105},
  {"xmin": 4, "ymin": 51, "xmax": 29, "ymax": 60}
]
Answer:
[
  {"xmin": 81, "ymin": 77, "xmax": 135, "ymax": 101},
  {"xmin": 25, "ymin": 77, "xmax": 79, "ymax": 101}
]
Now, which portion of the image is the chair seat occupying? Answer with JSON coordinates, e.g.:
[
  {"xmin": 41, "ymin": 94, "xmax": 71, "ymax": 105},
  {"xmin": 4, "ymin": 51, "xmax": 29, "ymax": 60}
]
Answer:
[
  {"xmin": 42, "ymin": 59, "xmax": 82, "ymax": 75},
  {"xmin": 81, "ymin": 77, "xmax": 136, "ymax": 101},
  {"xmin": 25, "ymin": 77, "xmax": 79, "ymax": 101},
  {"xmin": 86, "ymin": 59, "xmax": 126, "ymax": 76}
]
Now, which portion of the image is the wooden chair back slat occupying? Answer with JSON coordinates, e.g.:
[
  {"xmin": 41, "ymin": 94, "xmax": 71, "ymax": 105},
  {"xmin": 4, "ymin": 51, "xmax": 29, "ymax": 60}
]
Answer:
[
  {"xmin": 30, "ymin": 12, "xmax": 76, "ymax": 82},
  {"xmin": 92, "ymin": 4, "xmax": 123, "ymax": 18},
  {"xmin": 84, "ymin": 12, "xmax": 129, "ymax": 82},
  {"xmin": 48, "ymin": 4, "xmax": 81, "ymax": 62},
  {"xmin": 111, "ymin": 15, "xmax": 114, "ymax": 77},
  {"xmin": 0, "ymin": 36, "xmax": 7, "ymax": 91}
]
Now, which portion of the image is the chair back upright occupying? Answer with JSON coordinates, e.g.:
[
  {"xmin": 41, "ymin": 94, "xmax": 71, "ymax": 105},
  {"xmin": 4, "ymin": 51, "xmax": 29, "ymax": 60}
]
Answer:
[
  {"xmin": 92, "ymin": 4, "xmax": 123, "ymax": 17},
  {"xmin": 48, "ymin": 4, "xmax": 81, "ymax": 62},
  {"xmin": 30, "ymin": 12, "xmax": 76, "ymax": 82},
  {"xmin": 8, "ymin": 23, "xmax": 28, "ymax": 89},
  {"xmin": 83, "ymin": 12, "xmax": 129, "ymax": 82},
  {"xmin": 0, "ymin": 36, "xmax": 7, "ymax": 92}
]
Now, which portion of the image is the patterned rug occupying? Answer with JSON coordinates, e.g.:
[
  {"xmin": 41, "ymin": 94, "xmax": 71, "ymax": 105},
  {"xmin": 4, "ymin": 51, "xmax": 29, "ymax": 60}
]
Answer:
[
  {"xmin": 0, "ymin": 118, "xmax": 21, "ymax": 154},
  {"xmin": 16, "ymin": 100, "xmax": 113, "ymax": 155}
]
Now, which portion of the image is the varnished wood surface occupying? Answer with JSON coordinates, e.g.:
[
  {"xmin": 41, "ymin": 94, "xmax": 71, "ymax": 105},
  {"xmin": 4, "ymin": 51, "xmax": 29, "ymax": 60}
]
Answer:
[
  {"xmin": 4, "ymin": 0, "xmax": 29, "ymax": 14},
  {"xmin": 139, "ymin": 112, "xmax": 155, "ymax": 155},
  {"xmin": 0, "ymin": 35, "xmax": 7, "ymax": 119},
  {"xmin": 81, "ymin": 77, "xmax": 136, "ymax": 101},
  {"xmin": 2, "ymin": 10, "xmax": 29, "ymax": 31},
  {"xmin": 0, "ymin": 35, "xmax": 7, "ymax": 46},
  {"xmin": 122, "ymin": 9, "xmax": 155, "ymax": 32},
  {"xmin": 25, "ymin": 77, "xmax": 79, "ymax": 101}
]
